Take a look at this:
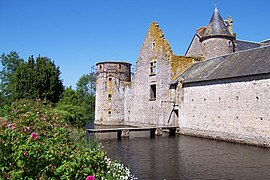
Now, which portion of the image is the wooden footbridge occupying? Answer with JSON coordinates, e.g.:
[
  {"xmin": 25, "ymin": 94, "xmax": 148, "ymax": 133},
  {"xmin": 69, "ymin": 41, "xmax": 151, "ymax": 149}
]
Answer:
[{"xmin": 86, "ymin": 126, "xmax": 178, "ymax": 140}]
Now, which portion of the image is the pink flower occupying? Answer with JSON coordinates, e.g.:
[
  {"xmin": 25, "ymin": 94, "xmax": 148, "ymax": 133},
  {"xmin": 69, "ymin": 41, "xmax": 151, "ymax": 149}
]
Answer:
[
  {"xmin": 7, "ymin": 124, "xmax": 15, "ymax": 130},
  {"xmin": 31, "ymin": 132, "xmax": 38, "ymax": 140},
  {"xmin": 23, "ymin": 151, "xmax": 28, "ymax": 156},
  {"xmin": 53, "ymin": 123, "xmax": 57, "ymax": 127},
  {"xmin": 5, "ymin": 174, "xmax": 10, "ymax": 179},
  {"xmin": 61, "ymin": 151, "xmax": 64, "ymax": 155},
  {"xmin": 86, "ymin": 175, "xmax": 95, "ymax": 180},
  {"xmin": 23, "ymin": 126, "xmax": 30, "ymax": 132}
]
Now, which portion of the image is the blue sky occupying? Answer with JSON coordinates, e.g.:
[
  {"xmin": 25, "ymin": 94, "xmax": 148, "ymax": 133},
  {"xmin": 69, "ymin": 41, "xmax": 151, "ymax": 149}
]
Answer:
[{"xmin": 1, "ymin": 0, "xmax": 270, "ymax": 88}]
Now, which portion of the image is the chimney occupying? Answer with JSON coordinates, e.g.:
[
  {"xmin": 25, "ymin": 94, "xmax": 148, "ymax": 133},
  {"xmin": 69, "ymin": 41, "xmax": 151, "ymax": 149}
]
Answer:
[{"xmin": 227, "ymin": 16, "xmax": 233, "ymax": 34}]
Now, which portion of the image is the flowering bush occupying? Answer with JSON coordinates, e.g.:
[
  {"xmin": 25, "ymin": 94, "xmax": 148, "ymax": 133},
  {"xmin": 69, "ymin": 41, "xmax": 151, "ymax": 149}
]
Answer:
[{"xmin": 0, "ymin": 99, "xmax": 135, "ymax": 179}]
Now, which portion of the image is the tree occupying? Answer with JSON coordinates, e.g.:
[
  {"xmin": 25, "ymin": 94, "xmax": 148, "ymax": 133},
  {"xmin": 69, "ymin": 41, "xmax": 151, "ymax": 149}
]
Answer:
[
  {"xmin": 76, "ymin": 73, "xmax": 96, "ymax": 96},
  {"xmin": 11, "ymin": 55, "xmax": 64, "ymax": 103},
  {"xmin": 0, "ymin": 51, "xmax": 23, "ymax": 105},
  {"xmin": 56, "ymin": 87, "xmax": 86, "ymax": 127},
  {"xmin": 76, "ymin": 73, "xmax": 96, "ymax": 121}
]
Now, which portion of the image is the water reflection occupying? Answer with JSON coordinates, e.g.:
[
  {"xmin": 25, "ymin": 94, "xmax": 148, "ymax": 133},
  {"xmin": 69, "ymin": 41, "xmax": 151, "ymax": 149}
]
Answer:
[{"xmin": 88, "ymin": 124, "xmax": 270, "ymax": 179}]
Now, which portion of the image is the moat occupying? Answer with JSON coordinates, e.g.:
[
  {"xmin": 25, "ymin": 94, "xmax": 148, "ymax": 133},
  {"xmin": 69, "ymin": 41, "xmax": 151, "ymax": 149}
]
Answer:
[{"xmin": 89, "ymin": 125, "xmax": 270, "ymax": 179}]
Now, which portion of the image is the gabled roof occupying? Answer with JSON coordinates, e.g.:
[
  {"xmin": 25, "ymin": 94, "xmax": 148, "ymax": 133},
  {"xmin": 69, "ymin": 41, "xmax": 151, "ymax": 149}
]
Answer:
[
  {"xmin": 171, "ymin": 45, "xmax": 270, "ymax": 85},
  {"xmin": 202, "ymin": 8, "xmax": 234, "ymax": 39}
]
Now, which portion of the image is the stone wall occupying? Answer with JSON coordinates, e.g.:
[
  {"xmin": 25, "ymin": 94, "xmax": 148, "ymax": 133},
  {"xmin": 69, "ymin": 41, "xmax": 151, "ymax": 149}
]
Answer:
[
  {"xmin": 95, "ymin": 62, "xmax": 131, "ymax": 125},
  {"xmin": 95, "ymin": 22, "xmax": 198, "ymax": 127},
  {"xmin": 202, "ymin": 37, "xmax": 234, "ymax": 59},
  {"xmin": 124, "ymin": 23, "xmax": 176, "ymax": 126},
  {"xmin": 185, "ymin": 34, "xmax": 203, "ymax": 58},
  {"xmin": 179, "ymin": 78, "xmax": 270, "ymax": 147}
]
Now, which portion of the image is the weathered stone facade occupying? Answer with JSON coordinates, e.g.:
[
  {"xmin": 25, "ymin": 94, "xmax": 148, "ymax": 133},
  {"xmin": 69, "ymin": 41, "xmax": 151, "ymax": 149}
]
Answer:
[
  {"xmin": 95, "ymin": 7, "xmax": 270, "ymax": 147},
  {"xmin": 179, "ymin": 77, "xmax": 270, "ymax": 147},
  {"xmin": 95, "ymin": 62, "xmax": 131, "ymax": 125},
  {"xmin": 201, "ymin": 37, "xmax": 235, "ymax": 59},
  {"xmin": 95, "ymin": 22, "xmax": 197, "ymax": 127}
]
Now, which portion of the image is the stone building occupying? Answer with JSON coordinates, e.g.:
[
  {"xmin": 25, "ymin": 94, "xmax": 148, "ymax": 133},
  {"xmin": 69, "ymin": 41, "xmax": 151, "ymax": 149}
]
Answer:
[
  {"xmin": 95, "ymin": 7, "xmax": 270, "ymax": 146},
  {"xmin": 95, "ymin": 22, "xmax": 199, "ymax": 126},
  {"xmin": 95, "ymin": 62, "xmax": 131, "ymax": 125},
  {"xmin": 171, "ymin": 8, "xmax": 270, "ymax": 147}
]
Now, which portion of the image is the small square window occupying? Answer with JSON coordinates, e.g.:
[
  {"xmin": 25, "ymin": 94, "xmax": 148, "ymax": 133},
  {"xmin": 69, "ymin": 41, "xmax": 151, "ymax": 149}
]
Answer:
[
  {"xmin": 108, "ymin": 77, "xmax": 112, "ymax": 81},
  {"xmin": 108, "ymin": 110, "xmax": 112, "ymax": 115}
]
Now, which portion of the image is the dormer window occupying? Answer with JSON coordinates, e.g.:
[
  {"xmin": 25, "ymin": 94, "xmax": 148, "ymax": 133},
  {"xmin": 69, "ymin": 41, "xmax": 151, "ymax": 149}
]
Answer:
[
  {"xmin": 150, "ymin": 61, "xmax": 157, "ymax": 76},
  {"xmin": 228, "ymin": 40, "xmax": 233, "ymax": 47}
]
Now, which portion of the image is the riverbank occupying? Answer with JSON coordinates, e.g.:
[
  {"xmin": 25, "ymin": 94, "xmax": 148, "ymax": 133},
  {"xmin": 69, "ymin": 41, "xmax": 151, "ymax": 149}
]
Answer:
[{"xmin": 0, "ymin": 99, "xmax": 136, "ymax": 179}]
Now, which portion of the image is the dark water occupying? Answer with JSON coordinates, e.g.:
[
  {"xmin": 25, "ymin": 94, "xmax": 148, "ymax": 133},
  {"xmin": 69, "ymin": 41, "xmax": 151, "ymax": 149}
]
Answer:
[{"xmin": 88, "ymin": 124, "xmax": 270, "ymax": 179}]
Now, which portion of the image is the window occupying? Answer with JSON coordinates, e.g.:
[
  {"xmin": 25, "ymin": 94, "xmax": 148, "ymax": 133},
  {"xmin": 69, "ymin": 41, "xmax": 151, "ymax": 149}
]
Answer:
[
  {"xmin": 108, "ymin": 94, "xmax": 112, "ymax": 100},
  {"xmin": 99, "ymin": 65, "xmax": 102, "ymax": 69},
  {"xmin": 108, "ymin": 110, "xmax": 112, "ymax": 115},
  {"xmin": 108, "ymin": 77, "xmax": 112, "ymax": 81},
  {"xmin": 150, "ymin": 61, "xmax": 157, "ymax": 75},
  {"xmin": 228, "ymin": 40, "xmax": 233, "ymax": 47},
  {"xmin": 152, "ymin": 41, "xmax": 156, "ymax": 49},
  {"xmin": 150, "ymin": 84, "xmax": 156, "ymax": 100},
  {"xmin": 119, "ymin": 64, "xmax": 122, "ymax": 69}
]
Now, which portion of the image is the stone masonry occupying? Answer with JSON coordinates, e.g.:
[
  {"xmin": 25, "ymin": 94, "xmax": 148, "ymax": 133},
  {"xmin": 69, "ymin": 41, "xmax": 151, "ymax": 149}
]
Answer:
[
  {"xmin": 95, "ymin": 7, "xmax": 270, "ymax": 147},
  {"xmin": 95, "ymin": 22, "xmax": 197, "ymax": 127},
  {"xmin": 179, "ymin": 78, "xmax": 270, "ymax": 147}
]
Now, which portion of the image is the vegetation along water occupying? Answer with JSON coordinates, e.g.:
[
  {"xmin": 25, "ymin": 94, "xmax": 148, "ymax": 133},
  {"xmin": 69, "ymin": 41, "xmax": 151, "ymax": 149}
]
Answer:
[{"xmin": 0, "ymin": 51, "xmax": 135, "ymax": 179}]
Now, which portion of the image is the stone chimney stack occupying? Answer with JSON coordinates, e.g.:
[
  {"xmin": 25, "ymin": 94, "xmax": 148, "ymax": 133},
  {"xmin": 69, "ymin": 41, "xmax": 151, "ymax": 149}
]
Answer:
[{"xmin": 227, "ymin": 16, "xmax": 233, "ymax": 34}]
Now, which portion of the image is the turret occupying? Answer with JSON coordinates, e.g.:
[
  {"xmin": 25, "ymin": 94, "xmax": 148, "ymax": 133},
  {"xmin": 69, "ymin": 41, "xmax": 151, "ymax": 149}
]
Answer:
[
  {"xmin": 95, "ymin": 61, "xmax": 131, "ymax": 125},
  {"xmin": 200, "ymin": 8, "xmax": 235, "ymax": 59}
]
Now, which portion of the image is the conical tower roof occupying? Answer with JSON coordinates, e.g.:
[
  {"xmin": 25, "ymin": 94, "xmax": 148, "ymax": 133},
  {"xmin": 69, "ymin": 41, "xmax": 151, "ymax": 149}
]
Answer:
[{"xmin": 201, "ymin": 8, "xmax": 234, "ymax": 40}]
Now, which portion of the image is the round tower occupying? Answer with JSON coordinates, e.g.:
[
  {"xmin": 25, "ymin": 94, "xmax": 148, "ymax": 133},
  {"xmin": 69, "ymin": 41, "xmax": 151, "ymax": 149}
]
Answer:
[
  {"xmin": 200, "ymin": 8, "xmax": 235, "ymax": 59},
  {"xmin": 95, "ymin": 61, "xmax": 131, "ymax": 125}
]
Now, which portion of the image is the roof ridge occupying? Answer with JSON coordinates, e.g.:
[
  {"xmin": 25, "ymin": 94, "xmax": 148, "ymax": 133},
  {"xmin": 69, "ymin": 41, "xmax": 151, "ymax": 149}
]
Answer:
[{"xmin": 236, "ymin": 39, "xmax": 261, "ymax": 44}]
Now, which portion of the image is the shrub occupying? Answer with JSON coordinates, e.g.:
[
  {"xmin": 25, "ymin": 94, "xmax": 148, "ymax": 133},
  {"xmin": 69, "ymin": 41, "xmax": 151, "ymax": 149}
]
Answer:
[{"xmin": 0, "ymin": 99, "xmax": 135, "ymax": 179}]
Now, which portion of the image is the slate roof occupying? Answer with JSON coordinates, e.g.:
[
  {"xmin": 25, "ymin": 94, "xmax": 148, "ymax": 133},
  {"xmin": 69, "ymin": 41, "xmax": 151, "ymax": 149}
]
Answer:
[
  {"xmin": 235, "ymin": 40, "xmax": 261, "ymax": 52},
  {"xmin": 171, "ymin": 45, "xmax": 270, "ymax": 85},
  {"xmin": 261, "ymin": 39, "xmax": 270, "ymax": 44},
  {"xmin": 202, "ymin": 8, "xmax": 234, "ymax": 39}
]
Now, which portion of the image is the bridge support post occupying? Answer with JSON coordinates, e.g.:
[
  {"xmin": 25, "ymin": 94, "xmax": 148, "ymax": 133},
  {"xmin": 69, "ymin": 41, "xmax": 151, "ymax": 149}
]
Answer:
[
  {"xmin": 121, "ymin": 129, "xmax": 129, "ymax": 138},
  {"xmin": 150, "ymin": 129, "xmax": 156, "ymax": 138},
  {"xmin": 169, "ymin": 128, "xmax": 176, "ymax": 136},
  {"xmin": 155, "ymin": 128, "xmax": 163, "ymax": 136},
  {"xmin": 117, "ymin": 131, "xmax": 122, "ymax": 140}
]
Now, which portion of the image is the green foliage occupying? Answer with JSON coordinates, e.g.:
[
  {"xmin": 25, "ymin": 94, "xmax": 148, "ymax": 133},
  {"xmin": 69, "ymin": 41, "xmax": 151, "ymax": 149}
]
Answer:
[
  {"xmin": 56, "ymin": 87, "xmax": 87, "ymax": 127},
  {"xmin": 0, "ymin": 99, "xmax": 135, "ymax": 179},
  {"xmin": 76, "ymin": 73, "xmax": 96, "ymax": 96},
  {"xmin": 11, "ymin": 55, "xmax": 64, "ymax": 103},
  {"xmin": 0, "ymin": 51, "xmax": 23, "ymax": 106},
  {"xmin": 58, "ymin": 87, "xmax": 82, "ymax": 107},
  {"xmin": 76, "ymin": 73, "xmax": 96, "ymax": 121}
]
